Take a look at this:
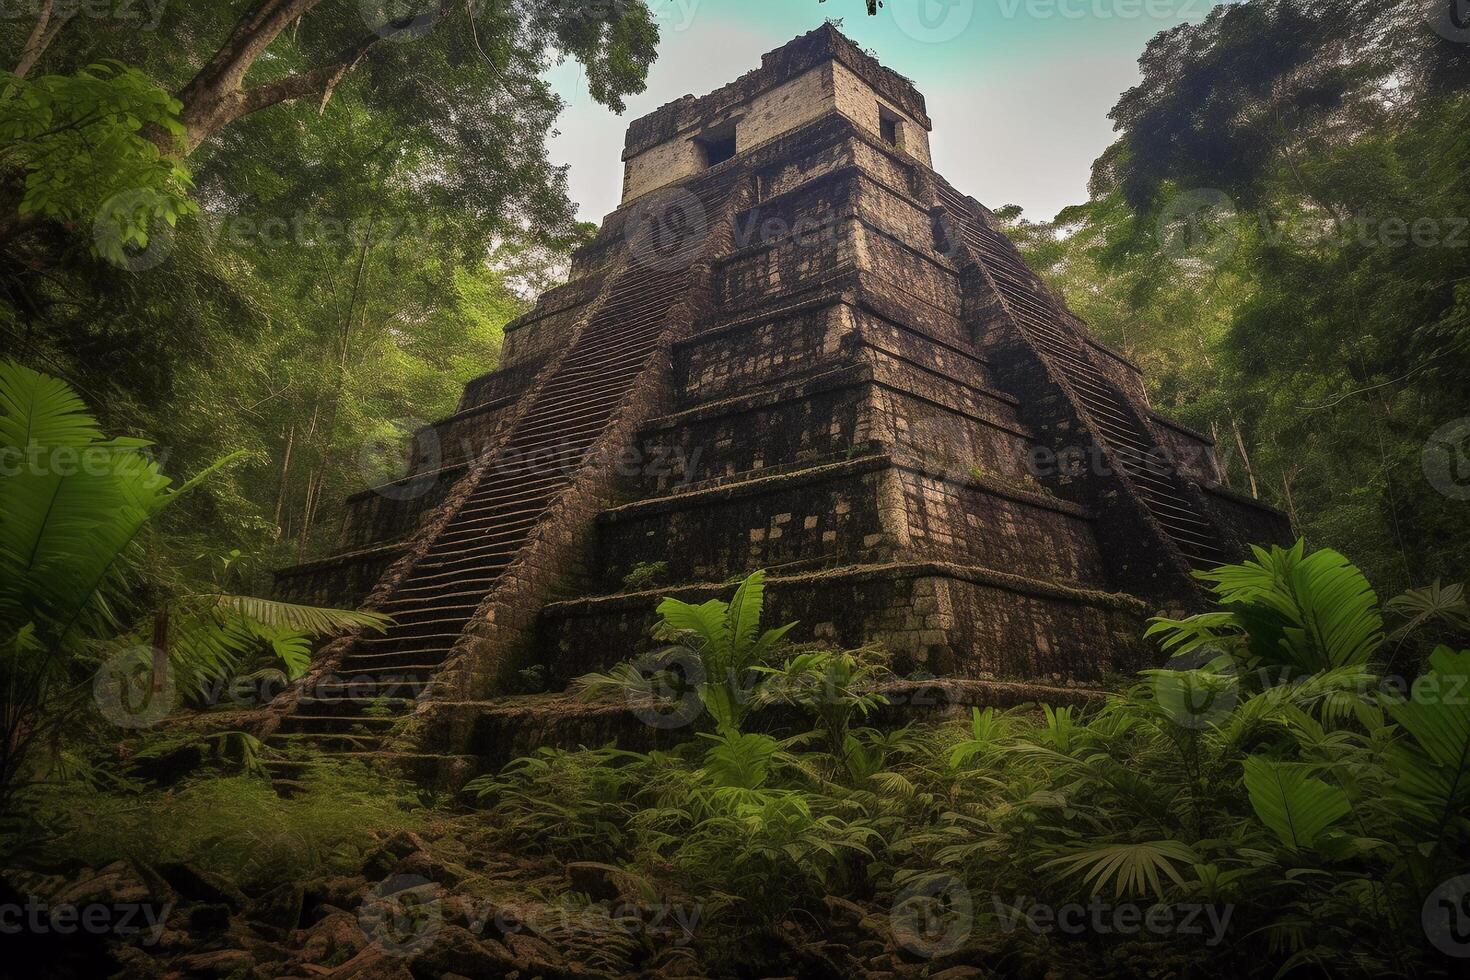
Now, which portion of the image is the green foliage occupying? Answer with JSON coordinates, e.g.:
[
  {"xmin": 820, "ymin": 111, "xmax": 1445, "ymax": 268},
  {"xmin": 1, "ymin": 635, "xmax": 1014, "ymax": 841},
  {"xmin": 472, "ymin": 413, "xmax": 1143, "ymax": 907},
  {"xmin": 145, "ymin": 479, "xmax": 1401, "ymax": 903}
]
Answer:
[
  {"xmin": 0, "ymin": 62, "xmax": 196, "ymax": 257},
  {"xmin": 1241, "ymin": 756, "xmax": 1351, "ymax": 852},
  {"xmin": 621, "ymin": 560, "xmax": 669, "ymax": 591},
  {"xmin": 0, "ymin": 361, "xmax": 386, "ymax": 807},
  {"xmin": 0, "ymin": 358, "xmax": 183, "ymax": 648},
  {"xmin": 576, "ymin": 571, "xmax": 798, "ymax": 731},
  {"xmin": 754, "ymin": 647, "xmax": 892, "ymax": 778},
  {"xmin": 1147, "ymin": 540, "xmax": 1384, "ymax": 674},
  {"xmin": 657, "ymin": 572, "xmax": 798, "ymax": 730},
  {"xmin": 465, "ymin": 744, "xmax": 652, "ymax": 861},
  {"xmin": 1039, "ymin": 840, "xmax": 1200, "ymax": 900},
  {"xmin": 485, "ymin": 548, "xmax": 1470, "ymax": 976},
  {"xmin": 2, "ymin": 4, "xmax": 654, "ymax": 581},
  {"xmin": 158, "ymin": 593, "xmax": 388, "ymax": 698},
  {"xmin": 1386, "ymin": 582, "xmax": 1470, "ymax": 641},
  {"xmin": 1006, "ymin": 1, "xmax": 1470, "ymax": 594},
  {"xmin": 13, "ymin": 761, "xmax": 423, "ymax": 889},
  {"xmin": 1383, "ymin": 646, "xmax": 1470, "ymax": 842}
]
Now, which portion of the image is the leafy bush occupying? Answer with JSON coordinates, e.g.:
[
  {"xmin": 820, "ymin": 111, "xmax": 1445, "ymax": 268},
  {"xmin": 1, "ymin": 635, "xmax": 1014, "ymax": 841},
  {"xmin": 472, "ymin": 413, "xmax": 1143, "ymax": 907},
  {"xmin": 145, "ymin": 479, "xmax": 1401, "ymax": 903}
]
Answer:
[
  {"xmin": 620, "ymin": 560, "xmax": 670, "ymax": 591},
  {"xmin": 0, "ymin": 361, "xmax": 384, "ymax": 811},
  {"xmin": 12, "ymin": 761, "xmax": 423, "ymax": 891},
  {"xmin": 575, "ymin": 570, "xmax": 796, "ymax": 731},
  {"xmin": 0, "ymin": 63, "xmax": 196, "ymax": 261},
  {"xmin": 477, "ymin": 547, "xmax": 1470, "ymax": 976}
]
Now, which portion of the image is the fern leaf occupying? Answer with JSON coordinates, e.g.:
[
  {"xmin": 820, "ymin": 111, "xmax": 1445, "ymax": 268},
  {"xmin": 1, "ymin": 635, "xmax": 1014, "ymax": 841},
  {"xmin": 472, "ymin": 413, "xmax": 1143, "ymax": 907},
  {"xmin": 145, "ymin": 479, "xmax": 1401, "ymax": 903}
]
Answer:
[
  {"xmin": 201, "ymin": 594, "xmax": 389, "ymax": 635},
  {"xmin": 1385, "ymin": 646, "xmax": 1470, "ymax": 838},
  {"xmin": 0, "ymin": 359, "xmax": 102, "ymax": 450},
  {"xmin": 726, "ymin": 571, "xmax": 766, "ymax": 667},
  {"xmin": 655, "ymin": 597, "xmax": 727, "ymax": 648}
]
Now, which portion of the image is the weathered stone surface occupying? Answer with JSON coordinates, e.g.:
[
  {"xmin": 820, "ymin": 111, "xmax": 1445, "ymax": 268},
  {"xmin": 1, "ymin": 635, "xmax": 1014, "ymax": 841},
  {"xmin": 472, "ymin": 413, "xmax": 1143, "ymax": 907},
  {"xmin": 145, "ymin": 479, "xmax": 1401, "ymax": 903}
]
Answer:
[{"xmin": 266, "ymin": 25, "xmax": 1291, "ymax": 772}]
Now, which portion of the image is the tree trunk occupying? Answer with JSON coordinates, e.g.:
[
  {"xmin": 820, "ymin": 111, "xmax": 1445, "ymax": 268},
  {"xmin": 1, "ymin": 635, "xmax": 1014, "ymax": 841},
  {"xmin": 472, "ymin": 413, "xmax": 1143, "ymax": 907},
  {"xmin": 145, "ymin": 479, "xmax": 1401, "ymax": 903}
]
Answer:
[
  {"xmin": 272, "ymin": 423, "xmax": 295, "ymax": 536},
  {"xmin": 1209, "ymin": 420, "xmax": 1231, "ymax": 489},
  {"xmin": 150, "ymin": 608, "xmax": 170, "ymax": 695},
  {"xmin": 1230, "ymin": 415, "xmax": 1260, "ymax": 499}
]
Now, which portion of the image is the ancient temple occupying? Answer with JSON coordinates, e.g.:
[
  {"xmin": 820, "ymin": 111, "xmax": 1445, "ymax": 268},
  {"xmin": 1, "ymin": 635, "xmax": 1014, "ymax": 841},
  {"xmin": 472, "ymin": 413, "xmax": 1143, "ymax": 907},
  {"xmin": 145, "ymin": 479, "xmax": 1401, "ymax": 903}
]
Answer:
[{"xmin": 268, "ymin": 26, "xmax": 1288, "ymax": 777}]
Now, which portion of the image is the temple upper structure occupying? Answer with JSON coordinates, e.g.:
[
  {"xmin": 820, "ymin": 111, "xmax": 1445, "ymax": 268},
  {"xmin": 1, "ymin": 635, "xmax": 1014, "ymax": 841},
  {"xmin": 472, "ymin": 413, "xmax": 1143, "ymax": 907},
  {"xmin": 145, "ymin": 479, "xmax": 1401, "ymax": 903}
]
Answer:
[{"xmin": 620, "ymin": 27, "xmax": 933, "ymax": 202}]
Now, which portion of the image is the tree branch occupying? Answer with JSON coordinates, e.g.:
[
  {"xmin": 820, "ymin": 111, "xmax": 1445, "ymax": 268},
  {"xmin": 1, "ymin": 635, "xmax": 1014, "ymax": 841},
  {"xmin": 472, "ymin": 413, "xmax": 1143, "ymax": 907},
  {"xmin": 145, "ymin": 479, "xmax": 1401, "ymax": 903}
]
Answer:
[
  {"xmin": 13, "ymin": 1, "xmax": 77, "ymax": 80},
  {"xmin": 177, "ymin": 0, "xmax": 322, "ymax": 107},
  {"xmin": 173, "ymin": 2, "xmax": 451, "ymax": 151},
  {"xmin": 233, "ymin": 34, "xmax": 381, "ymax": 121}
]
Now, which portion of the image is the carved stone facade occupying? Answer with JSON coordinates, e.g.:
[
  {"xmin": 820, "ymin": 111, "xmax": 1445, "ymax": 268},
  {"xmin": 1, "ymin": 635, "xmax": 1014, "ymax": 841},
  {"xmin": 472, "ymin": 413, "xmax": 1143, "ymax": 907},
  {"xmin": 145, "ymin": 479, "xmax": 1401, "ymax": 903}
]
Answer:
[{"xmin": 268, "ymin": 27, "xmax": 1289, "ymax": 776}]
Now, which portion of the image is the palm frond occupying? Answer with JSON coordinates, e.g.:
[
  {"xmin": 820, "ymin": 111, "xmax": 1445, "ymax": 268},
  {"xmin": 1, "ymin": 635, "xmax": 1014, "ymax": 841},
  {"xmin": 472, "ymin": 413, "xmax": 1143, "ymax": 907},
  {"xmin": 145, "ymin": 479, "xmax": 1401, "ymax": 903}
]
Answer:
[
  {"xmin": 197, "ymin": 594, "xmax": 390, "ymax": 636},
  {"xmin": 1386, "ymin": 582, "xmax": 1470, "ymax": 639},
  {"xmin": 1384, "ymin": 646, "xmax": 1470, "ymax": 839},
  {"xmin": 1039, "ymin": 840, "xmax": 1199, "ymax": 899},
  {"xmin": 0, "ymin": 359, "xmax": 102, "ymax": 450}
]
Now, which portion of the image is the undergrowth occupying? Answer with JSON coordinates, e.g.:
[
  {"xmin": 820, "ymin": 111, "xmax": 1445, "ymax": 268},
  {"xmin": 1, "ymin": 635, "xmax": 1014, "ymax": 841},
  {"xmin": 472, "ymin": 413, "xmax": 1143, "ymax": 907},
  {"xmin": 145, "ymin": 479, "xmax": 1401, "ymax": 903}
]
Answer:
[
  {"xmin": 463, "ymin": 549, "xmax": 1470, "ymax": 977},
  {"xmin": 11, "ymin": 761, "xmax": 424, "ymax": 892}
]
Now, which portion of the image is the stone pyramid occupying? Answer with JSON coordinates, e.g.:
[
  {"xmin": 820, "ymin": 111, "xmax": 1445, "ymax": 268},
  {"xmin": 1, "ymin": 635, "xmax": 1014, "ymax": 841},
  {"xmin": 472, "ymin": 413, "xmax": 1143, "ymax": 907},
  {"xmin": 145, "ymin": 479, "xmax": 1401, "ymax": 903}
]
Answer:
[{"xmin": 268, "ymin": 25, "xmax": 1289, "ymax": 781}]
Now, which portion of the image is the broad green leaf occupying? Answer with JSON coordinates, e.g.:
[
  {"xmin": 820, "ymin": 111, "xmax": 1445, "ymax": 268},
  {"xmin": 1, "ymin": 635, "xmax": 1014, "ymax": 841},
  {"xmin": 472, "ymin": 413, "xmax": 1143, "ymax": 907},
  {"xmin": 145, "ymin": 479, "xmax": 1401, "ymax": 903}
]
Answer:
[{"xmin": 1242, "ymin": 756, "xmax": 1351, "ymax": 852}]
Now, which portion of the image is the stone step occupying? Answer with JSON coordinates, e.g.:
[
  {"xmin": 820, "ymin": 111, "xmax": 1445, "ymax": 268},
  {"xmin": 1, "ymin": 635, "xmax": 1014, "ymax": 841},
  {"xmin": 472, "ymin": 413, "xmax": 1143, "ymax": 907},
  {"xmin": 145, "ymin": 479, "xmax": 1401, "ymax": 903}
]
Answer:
[
  {"xmin": 294, "ymin": 695, "xmax": 416, "ymax": 717},
  {"xmin": 940, "ymin": 187, "xmax": 1230, "ymax": 572}
]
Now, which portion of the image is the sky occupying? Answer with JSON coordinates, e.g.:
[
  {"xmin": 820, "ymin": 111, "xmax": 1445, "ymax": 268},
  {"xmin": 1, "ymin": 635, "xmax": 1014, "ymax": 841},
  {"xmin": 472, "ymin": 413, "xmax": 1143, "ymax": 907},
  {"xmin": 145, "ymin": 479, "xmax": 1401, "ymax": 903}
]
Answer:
[{"xmin": 545, "ymin": 0, "xmax": 1232, "ymax": 225}]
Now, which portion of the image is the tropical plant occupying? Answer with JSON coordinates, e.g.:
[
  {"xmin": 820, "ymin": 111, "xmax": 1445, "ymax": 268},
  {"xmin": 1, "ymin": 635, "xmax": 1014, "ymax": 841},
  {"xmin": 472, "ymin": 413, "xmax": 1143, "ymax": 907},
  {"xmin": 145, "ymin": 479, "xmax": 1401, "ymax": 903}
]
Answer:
[
  {"xmin": 0, "ymin": 360, "xmax": 384, "ymax": 811},
  {"xmin": 1386, "ymin": 582, "xmax": 1470, "ymax": 641},
  {"xmin": 887, "ymin": 546, "xmax": 1470, "ymax": 976},
  {"xmin": 1147, "ymin": 541, "xmax": 1385, "ymax": 677},
  {"xmin": 753, "ymin": 646, "xmax": 891, "ymax": 767},
  {"xmin": 621, "ymin": 560, "xmax": 669, "ymax": 591},
  {"xmin": 575, "ymin": 571, "xmax": 796, "ymax": 731},
  {"xmin": 475, "ymin": 545, "xmax": 1470, "ymax": 975}
]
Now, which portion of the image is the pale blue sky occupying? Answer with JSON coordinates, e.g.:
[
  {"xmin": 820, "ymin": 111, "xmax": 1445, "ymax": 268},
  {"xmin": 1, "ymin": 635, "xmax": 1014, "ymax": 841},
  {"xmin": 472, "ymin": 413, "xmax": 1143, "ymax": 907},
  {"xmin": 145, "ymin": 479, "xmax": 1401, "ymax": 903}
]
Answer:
[{"xmin": 546, "ymin": 0, "xmax": 1232, "ymax": 224}]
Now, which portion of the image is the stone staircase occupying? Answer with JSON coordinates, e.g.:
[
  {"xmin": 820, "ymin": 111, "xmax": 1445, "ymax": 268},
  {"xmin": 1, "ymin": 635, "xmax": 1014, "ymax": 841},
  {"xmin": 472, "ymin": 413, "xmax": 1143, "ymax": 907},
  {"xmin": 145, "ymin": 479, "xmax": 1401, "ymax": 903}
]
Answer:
[
  {"xmin": 937, "ymin": 184, "xmax": 1226, "ymax": 570},
  {"xmin": 269, "ymin": 172, "xmax": 741, "ymax": 756}
]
